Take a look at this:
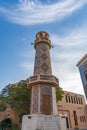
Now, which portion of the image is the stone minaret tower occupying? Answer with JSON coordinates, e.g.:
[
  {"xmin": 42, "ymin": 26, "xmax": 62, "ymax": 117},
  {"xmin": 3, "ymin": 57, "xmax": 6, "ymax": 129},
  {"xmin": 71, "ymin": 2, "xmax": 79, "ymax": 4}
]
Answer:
[{"xmin": 28, "ymin": 31, "xmax": 59, "ymax": 115}]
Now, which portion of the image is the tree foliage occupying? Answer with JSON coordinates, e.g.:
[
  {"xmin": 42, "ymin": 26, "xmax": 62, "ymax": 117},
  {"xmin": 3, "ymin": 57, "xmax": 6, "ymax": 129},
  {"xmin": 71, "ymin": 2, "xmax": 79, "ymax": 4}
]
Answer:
[
  {"xmin": 0, "ymin": 84, "xmax": 11, "ymax": 111},
  {"xmin": 0, "ymin": 80, "xmax": 31, "ymax": 114},
  {"xmin": 0, "ymin": 118, "xmax": 20, "ymax": 130},
  {"xmin": 0, "ymin": 101, "xmax": 6, "ymax": 111},
  {"xmin": 10, "ymin": 123, "xmax": 20, "ymax": 130},
  {"xmin": 0, "ymin": 118, "xmax": 12, "ymax": 130},
  {"xmin": 56, "ymin": 87, "xmax": 64, "ymax": 101},
  {"xmin": 0, "ymin": 84, "xmax": 11, "ymax": 96},
  {"xmin": 8, "ymin": 80, "xmax": 31, "ymax": 113}
]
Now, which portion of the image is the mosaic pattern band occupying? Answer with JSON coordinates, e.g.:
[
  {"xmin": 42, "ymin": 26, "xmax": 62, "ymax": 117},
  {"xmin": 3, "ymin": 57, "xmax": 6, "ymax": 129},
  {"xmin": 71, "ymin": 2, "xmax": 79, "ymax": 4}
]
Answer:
[
  {"xmin": 31, "ymin": 86, "xmax": 38, "ymax": 114},
  {"xmin": 40, "ymin": 84, "xmax": 53, "ymax": 113},
  {"xmin": 31, "ymin": 84, "xmax": 53, "ymax": 114},
  {"xmin": 34, "ymin": 43, "xmax": 52, "ymax": 75}
]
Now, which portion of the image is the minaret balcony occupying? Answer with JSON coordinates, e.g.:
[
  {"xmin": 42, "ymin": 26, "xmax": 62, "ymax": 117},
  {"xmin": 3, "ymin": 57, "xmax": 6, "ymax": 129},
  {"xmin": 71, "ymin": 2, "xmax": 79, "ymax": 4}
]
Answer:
[
  {"xmin": 34, "ymin": 38, "xmax": 51, "ymax": 49},
  {"xmin": 28, "ymin": 74, "xmax": 59, "ymax": 87}
]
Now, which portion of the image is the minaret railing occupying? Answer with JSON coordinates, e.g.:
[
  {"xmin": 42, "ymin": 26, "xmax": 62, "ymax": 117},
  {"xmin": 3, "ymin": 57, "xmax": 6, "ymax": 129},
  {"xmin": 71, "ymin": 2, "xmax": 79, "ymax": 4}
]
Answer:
[{"xmin": 28, "ymin": 74, "xmax": 59, "ymax": 87}]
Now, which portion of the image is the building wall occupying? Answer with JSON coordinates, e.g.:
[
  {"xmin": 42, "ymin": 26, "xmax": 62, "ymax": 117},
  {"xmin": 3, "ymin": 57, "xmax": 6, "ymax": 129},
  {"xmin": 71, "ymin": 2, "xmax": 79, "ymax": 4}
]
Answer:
[
  {"xmin": 76, "ymin": 54, "xmax": 87, "ymax": 99},
  {"xmin": 0, "ymin": 104, "xmax": 19, "ymax": 125},
  {"xmin": 57, "ymin": 90, "xmax": 87, "ymax": 129},
  {"xmin": 78, "ymin": 62, "xmax": 87, "ymax": 99},
  {"xmin": 0, "ymin": 90, "xmax": 87, "ymax": 129}
]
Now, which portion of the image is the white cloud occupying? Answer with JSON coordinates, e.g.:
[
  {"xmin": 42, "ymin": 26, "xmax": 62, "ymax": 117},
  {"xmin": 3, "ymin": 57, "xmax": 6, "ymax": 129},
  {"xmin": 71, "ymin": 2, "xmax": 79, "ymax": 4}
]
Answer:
[
  {"xmin": 52, "ymin": 56, "xmax": 85, "ymax": 95},
  {"xmin": 50, "ymin": 25, "xmax": 87, "ymax": 95},
  {"xmin": 51, "ymin": 26, "xmax": 87, "ymax": 47},
  {"xmin": 0, "ymin": 0, "xmax": 87, "ymax": 25}
]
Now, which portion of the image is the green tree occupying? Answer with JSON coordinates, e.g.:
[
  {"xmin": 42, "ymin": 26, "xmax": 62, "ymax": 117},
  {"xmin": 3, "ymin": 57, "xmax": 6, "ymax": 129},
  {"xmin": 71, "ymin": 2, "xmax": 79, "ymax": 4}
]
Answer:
[
  {"xmin": 56, "ymin": 87, "xmax": 64, "ymax": 101},
  {"xmin": 0, "ymin": 118, "xmax": 12, "ymax": 130},
  {"xmin": 7, "ymin": 80, "xmax": 31, "ymax": 113},
  {"xmin": 10, "ymin": 123, "xmax": 20, "ymax": 130},
  {"xmin": 0, "ymin": 84, "xmax": 11, "ymax": 96},
  {"xmin": 0, "ymin": 84, "xmax": 11, "ymax": 111},
  {"xmin": 0, "ymin": 119, "xmax": 20, "ymax": 130},
  {"xmin": 0, "ymin": 101, "xmax": 6, "ymax": 111},
  {"xmin": 0, "ymin": 80, "xmax": 31, "ymax": 120}
]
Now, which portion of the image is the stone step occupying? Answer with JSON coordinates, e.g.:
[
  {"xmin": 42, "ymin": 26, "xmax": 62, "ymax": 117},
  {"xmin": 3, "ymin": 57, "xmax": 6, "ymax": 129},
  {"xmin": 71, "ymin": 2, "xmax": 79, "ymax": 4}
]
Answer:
[
  {"xmin": 40, "ymin": 121, "xmax": 58, "ymax": 126},
  {"xmin": 39, "ymin": 121, "xmax": 59, "ymax": 130}
]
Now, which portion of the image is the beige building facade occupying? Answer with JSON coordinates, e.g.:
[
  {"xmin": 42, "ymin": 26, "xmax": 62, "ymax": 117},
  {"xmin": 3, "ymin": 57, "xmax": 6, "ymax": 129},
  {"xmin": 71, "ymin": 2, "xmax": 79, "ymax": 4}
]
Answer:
[
  {"xmin": 0, "ymin": 90, "xmax": 87, "ymax": 129},
  {"xmin": 57, "ymin": 90, "xmax": 87, "ymax": 129},
  {"xmin": 0, "ymin": 104, "xmax": 19, "ymax": 125}
]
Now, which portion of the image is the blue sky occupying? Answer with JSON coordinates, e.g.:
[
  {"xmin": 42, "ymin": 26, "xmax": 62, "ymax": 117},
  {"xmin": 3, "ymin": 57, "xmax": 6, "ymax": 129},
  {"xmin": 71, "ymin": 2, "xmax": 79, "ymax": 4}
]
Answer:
[{"xmin": 0, "ymin": 0, "xmax": 87, "ymax": 97}]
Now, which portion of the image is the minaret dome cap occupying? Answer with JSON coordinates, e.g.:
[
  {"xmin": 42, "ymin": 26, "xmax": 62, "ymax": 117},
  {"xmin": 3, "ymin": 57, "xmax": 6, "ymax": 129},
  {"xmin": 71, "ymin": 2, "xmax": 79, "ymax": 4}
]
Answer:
[
  {"xmin": 36, "ymin": 31, "xmax": 49, "ymax": 38},
  {"xmin": 34, "ymin": 31, "xmax": 51, "ymax": 49}
]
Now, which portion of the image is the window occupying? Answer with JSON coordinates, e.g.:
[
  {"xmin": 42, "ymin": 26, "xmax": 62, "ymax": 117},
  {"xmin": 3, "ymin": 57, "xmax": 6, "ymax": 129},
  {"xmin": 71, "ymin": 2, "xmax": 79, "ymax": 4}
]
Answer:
[
  {"xmin": 80, "ymin": 116, "xmax": 82, "ymax": 122},
  {"xmin": 71, "ymin": 96, "xmax": 73, "ymax": 103},
  {"xmin": 82, "ymin": 116, "xmax": 86, "ymax": 122},
  {"xmin": 65, "ymin": 95, "xmax": 68, "ymax": 103},
  {"xmin": 68, "ymin": 95, "xmax": 71, "ymax": 103},
  {"xmin": 76, "ymin": 97, "xmax": 78, "ymax": 104},
  {"xmin": 84, "ymin": 70, "xmax": 87, "ymax": 81},
  {"xmin": 78, "ymin": 98, "xmax": 80, "ymax": 104},
  {"xmin": 80, "ymin": 116, "xmax": 86, "ymax": 122},
  {"xmin": 65, "ymin": 95, "xmax": 71, "ymax": 103},
  {"xmin": 65, "ymin": 94, "xmax": 83, "ymax": 105},
  {"xmin": 74, "ymin": 96, "xmax": 76, "ymax": 104},
  {"xmin": 80, "ymin": 98, "xmax": 83, "ymax": 104}
]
